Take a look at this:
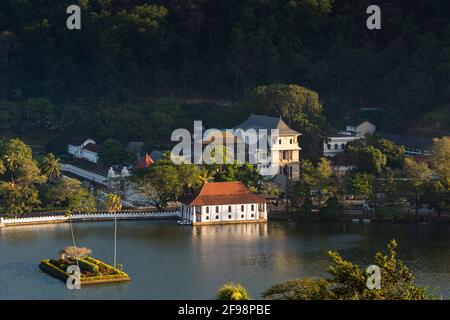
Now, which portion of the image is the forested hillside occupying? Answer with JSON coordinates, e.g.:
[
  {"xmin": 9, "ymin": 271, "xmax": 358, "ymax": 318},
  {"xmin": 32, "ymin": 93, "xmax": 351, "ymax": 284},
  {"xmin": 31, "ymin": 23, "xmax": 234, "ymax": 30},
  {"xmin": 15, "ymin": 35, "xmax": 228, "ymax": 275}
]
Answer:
[{"xmin": 1, "ymin": 0, "xmax": 450, "ymax": 151}]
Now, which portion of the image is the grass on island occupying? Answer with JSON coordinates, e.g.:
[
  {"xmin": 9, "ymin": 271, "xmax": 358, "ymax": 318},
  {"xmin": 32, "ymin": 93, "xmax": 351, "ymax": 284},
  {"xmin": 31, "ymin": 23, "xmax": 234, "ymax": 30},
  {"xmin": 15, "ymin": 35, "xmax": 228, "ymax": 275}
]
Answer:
[{"xmin": 39, "ymin": 255, "xmax": 130, "ymax": 285}]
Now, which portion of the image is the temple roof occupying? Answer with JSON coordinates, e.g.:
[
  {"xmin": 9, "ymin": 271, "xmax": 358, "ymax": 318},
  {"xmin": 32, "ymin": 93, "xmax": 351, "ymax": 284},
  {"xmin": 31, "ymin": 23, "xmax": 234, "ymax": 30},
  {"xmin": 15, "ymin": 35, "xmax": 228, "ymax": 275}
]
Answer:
[
  {"xmin": 234, "ymin": 114, "xmax": 301, "ymax": 136},
  {"xmin": 181, "ymin": 182, "xmax": 267, "ymax": 206},
  {"xmin": 135, "ymin": 153, "xmax": 154, "ymax": 169}
]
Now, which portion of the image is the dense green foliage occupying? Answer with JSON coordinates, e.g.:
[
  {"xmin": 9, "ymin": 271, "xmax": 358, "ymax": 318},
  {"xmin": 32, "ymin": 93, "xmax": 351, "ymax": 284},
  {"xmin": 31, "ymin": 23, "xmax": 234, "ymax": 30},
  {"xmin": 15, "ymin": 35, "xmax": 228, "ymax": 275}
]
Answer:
[
  {"xmin": 1, "ymin": 1, "xmax": 450, "ymax": 154},
  {"xmin": 263, "ymin": 240, "xmax": 432, "ymax": 300},
  {"xmin": 215, "ymin": 283, "xmax": 251, "ymax": 300}
]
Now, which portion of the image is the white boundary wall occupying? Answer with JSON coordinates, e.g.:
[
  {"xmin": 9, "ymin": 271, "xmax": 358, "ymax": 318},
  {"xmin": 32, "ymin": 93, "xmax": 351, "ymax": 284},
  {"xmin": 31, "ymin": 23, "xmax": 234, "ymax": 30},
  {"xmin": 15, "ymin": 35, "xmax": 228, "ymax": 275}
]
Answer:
[{"xmin": 0, "ymin": 211, "xmax": 180, "ymax": 227}]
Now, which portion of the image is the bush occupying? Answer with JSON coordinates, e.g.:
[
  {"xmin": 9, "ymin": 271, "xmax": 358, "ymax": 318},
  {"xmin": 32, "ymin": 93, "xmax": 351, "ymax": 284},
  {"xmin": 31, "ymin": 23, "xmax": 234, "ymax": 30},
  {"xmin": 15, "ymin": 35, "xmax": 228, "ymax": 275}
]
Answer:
[
  {"xmin": 76, "ymin": 258, "xmax": 100, "ymax": 275},
  {"xmin": 319, "ymin": 196, "xmax": 342, "ymax": 220},
  {"xmin": 215, "ymin": 283, "xmax": 250, "ymax": 300}
]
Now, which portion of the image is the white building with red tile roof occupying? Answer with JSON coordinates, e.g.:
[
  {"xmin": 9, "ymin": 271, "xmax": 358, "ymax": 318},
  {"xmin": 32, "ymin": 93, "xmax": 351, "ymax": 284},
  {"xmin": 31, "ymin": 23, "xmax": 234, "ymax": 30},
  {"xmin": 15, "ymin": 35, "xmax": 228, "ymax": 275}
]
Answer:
[{"xmin": 180, "ymin": 182, "xmax": 267, "ymax": 225}]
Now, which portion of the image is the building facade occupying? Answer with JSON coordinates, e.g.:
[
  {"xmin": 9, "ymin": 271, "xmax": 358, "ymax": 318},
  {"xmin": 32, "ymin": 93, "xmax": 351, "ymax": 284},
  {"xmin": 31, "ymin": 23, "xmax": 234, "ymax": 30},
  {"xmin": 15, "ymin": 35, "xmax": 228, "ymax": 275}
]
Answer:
[
  {"xmin": 324, "ymin": 121, "xmax": 376, "ymax": 158},
  {"xmin": 180, "ymin": 182, "xmax": 268, "ymax": 225},
  {"xmin": 67, "ymin": 138, "xmax": 99, "ymax": 163},
  {"xmin": 234, "ymin": 114, "xmax": 302, "ymax": 181}
]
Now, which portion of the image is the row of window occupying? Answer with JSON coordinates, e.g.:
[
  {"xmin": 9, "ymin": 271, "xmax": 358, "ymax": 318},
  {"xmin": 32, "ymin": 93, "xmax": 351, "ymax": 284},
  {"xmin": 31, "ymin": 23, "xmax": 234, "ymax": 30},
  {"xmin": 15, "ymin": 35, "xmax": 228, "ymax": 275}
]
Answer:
[
  {"xmin": 204, "ymin": 213, "xmax": 255, "ymax": 220},
  {"xmin": 278, "ymin": 138, "xmax": 296, "ymax": 145},
  {"xmin": 326, "ymin": 143, "xmax": 346, "ymax": 150},
  {"xmin": 206, "ymin": 205, "xmax": 255, "ymax": 214}
]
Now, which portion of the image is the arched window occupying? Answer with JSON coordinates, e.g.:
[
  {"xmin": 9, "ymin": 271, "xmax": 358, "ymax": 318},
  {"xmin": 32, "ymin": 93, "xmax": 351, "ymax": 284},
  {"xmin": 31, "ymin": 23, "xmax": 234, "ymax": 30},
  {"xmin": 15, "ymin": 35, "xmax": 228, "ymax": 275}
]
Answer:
[
  {"xmin": 241, "ymin": 214, "xmax": 244, "ymax": 218},
  {"xmin": 216, "ymin": 206, "xmax": 219, "ymax": 213},
  {"xmin": 205, "ymin": 216, "xmax": 209, "ymax": 220},
  {"xmin": 215, "ymin": 215, "xmax": 219, "ymax": 220},
  {"xmin": 251, "ymin": 214, "xmax": 254, "ymax": 218},
  {"xmin": 241, "ymin": 205, "xmax": 245, "ymax": 212},
  {"xmin": 334, "ymin": 144, "xmax": 338, "ymax": 150},
  {"xmin": 327, "ymin": 144, "xmax": 331, "ymax": 150},
  {"xmin": 206, "ymin": 207, "xmax": 209, "ymax": 214},
  {"xmin": 341, "ymin": 143, "xmax": 345, "ymax": 149},
  {"xmin": 251, "ymin": 204, "xmax": 255, "ymax": 211},
  {"xmin": 228, "ymin": 215, "xmax": 232, "ymax": 219},
  {"xmin": 228, "ymin": 206, "xmax": 232, "ymax": 212}
]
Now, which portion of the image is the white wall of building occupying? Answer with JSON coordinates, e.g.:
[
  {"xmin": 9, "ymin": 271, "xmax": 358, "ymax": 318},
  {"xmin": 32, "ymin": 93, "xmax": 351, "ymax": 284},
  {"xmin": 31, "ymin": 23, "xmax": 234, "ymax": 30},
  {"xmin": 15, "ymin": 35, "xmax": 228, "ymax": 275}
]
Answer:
[
  {"xmin": 323, "ymin": 136, "xmax": 358, "ymax": 157},
  {"xmin": 67, "ymin": 139, "xmax": 99, "ymax": 164},
  {"xmin": 181, "ymin": 203, "xmax": 267, "ymax": 224}
]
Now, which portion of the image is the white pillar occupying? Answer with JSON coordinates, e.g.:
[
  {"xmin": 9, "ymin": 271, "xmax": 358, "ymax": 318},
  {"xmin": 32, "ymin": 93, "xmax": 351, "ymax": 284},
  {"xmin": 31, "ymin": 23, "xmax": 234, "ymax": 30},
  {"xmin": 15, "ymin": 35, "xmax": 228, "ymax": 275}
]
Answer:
[{"xmin": 192, "ymin": 206, "xmax": 196, "ymax": 223}]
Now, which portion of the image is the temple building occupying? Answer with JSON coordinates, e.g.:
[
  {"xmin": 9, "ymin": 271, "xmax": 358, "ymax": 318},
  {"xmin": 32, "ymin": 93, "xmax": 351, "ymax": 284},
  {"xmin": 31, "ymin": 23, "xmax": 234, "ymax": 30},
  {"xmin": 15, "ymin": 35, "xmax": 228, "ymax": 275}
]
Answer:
[{"xmin": 180, "ymin": 182, "xmax": 267, "ymax": 225}]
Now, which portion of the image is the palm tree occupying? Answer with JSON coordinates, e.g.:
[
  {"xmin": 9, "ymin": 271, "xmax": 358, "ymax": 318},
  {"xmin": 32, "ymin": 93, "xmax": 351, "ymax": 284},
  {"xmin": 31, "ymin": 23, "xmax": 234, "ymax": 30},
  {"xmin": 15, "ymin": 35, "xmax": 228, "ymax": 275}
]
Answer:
[
  {"xmin": 42, "ymin": 153, "xmax": 62, "ymax": 182},
  {"xmin": 215, "ymin": 283, "xmax": 251, "ymax": 300},
  {"xmin": 198, "ymin": 169, "xmax": 214, "ymax": 184},
  {"xmin": 106, "ymin": 193, "xmax": 122, "ymax": 212},
  {"xmin": 106, "ymin": 193, "xmax": 122, "ymax": 267}
]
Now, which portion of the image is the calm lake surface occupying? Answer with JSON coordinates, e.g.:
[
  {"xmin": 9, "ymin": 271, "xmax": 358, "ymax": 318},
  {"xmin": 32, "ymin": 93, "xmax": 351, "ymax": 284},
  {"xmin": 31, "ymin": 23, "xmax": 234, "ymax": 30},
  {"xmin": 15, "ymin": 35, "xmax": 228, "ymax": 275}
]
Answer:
[{"xmin": 0, "ymin": 220, "xmax": 449, "ymax": 299}]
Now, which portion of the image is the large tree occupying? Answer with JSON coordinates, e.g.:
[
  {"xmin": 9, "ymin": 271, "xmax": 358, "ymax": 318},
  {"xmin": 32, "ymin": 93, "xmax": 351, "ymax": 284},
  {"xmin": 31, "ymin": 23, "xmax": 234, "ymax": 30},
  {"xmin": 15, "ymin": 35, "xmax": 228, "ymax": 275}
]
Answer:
[
  {"xmin": 243, "ymin": 84, "xmax": 328, "ymax": 160},
  {"xmin": 263, "ymin": 240, "xmax": 431, "ymax": 300}
]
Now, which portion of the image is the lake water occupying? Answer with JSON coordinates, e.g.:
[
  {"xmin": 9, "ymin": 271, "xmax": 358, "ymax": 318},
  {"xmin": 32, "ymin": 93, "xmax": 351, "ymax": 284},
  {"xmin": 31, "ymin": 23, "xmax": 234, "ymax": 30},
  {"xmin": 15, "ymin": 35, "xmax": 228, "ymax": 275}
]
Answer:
[{"xmin": 0, "ymin": 220, "xmax": 449, "ymax": 299}]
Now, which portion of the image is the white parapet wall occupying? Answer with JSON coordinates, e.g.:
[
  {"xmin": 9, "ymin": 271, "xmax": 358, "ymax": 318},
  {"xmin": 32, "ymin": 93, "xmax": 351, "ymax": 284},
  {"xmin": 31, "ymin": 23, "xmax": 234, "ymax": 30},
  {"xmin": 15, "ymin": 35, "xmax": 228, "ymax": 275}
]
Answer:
[{"xmin": 0, "ymin": 211, "xmax": 181, "ymax": 227}]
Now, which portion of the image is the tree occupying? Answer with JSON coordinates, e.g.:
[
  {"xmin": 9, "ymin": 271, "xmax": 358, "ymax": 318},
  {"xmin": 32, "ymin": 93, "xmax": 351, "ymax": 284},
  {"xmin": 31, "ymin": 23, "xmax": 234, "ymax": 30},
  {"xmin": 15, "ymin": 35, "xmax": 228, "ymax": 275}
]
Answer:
[
  {"xmin": 105, "ymin": 193, "xmax": 122, "ymax": 212},
  {"xmin": 0, "ymin": 138, "xmax": 46, "ymax": 185},
  {"xmin": 373, "ymin": 138, "xmax": 406, "ymax": 169},
  {"xmin": 404, "ymin": 158, "xmax": 432, "ymax": 214},
  {"xmin": 176, "ymin": 164, "xmax": 202, "ymax": 194},
  {"xmin": 46, "ymin": 178, "xmax": 95, "ymax": 214},
  {"xmin": 422, "ymin": 180, "xmax": 450, "ymax": 217},
  {"xmin": 215, "ymin": 283, "xmax": 250, "ymax": 300},
  {"xmin": 313, "ymin": 157, "xmax": 335, "ymax": 207},
  {"xmin": 98, "ymin": 139, "xmax": 129, "ymax": 166},
  {"xmin": 133, "ymin": 164, "xmax": 181, "ymax": 210},
  {"xmin": 263, "ymin": 240, "xmax": 431, "ymax": 300},
  {"xmin": 430, "ymin": 137, "xmax": 450, "ymax": 181},
  {"xmin": 243, "ymin": 84, "xmax": 328, "ymax": 160},
  {"xmin": 0, "ymin": 182, "xmax": 40, "ymax": 215},
  {"xmin": 263, "ymin": 278, "xmax": 332, "ymax": 300},
  {"xmin": 41, "ymin": 153, "xmax": 62, "ymax": 182},
  {"xmin": 354, "ymin": 146, "xmax": 387, "ymax": 174},
  {"xmin": 319, "ymin": 196, "xmax": 342, "ymax": 220},
  {"xmin": 348, "ymin": 172, "xmax": 373, "ymax": 197},
  {"xmin": 370, "ymin": 169, "xmax": 406, "ymax": 221}
]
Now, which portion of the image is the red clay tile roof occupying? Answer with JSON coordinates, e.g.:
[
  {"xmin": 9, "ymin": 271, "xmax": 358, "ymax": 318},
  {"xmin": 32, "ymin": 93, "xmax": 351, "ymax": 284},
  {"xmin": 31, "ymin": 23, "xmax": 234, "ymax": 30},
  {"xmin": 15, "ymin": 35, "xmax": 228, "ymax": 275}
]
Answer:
[
  {"xmin": 135, "ymin": 154, "xmax": 154, "ymax": 169},
  {"xmin": 181, "ymin": 182, "xmax": 267, "ymax": 206}
]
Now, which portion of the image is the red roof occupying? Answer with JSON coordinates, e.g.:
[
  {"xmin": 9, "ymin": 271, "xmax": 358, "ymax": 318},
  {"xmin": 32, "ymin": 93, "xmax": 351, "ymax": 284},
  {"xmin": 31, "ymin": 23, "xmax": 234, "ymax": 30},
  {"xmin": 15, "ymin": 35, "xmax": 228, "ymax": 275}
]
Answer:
[
  {"xmin": 181, "ymin": 182, "xmax": 267, "ymax": 206},
  {"xmin": 136, "ymin": 154, "xmax": 154, "ymax": 169}
]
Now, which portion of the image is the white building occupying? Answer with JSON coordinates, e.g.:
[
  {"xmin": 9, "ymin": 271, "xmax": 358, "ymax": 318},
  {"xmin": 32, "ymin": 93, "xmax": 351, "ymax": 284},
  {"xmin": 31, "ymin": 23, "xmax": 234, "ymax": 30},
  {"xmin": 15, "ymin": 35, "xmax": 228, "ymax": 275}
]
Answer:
[
  {"xmin": 233, "ymin": 114, "xmax": 302, "ymax": 181},
  {"xmin": 324, "ymin": 121, "xmax": 376, "ymax": 158},
  {"xmin": 67, "ymin": 138, "xmax": 99, "ymax": 164},
  {"xmin": 345, "ymin": 121, "xmax": 376, "ymax": 136},
  {"xmin": 180, "ymin": 182, "xmax": 268, "ymax": 225}
]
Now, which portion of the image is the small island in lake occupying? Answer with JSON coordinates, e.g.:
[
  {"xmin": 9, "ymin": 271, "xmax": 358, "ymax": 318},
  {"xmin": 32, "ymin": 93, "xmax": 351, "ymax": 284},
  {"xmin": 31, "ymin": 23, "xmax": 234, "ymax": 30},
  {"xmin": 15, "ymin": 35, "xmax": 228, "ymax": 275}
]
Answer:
[{"xmin": 39, "ymin": 247, "xmax": 130, "ymax": 285}]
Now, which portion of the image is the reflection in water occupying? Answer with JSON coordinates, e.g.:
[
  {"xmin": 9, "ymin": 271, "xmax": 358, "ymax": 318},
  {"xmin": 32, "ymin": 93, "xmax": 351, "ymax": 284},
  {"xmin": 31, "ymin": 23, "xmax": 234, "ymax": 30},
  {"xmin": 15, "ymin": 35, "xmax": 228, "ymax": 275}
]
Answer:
[{"xmin": 0, "ymin": 220, "xmax": 449, "ymax": 299}]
